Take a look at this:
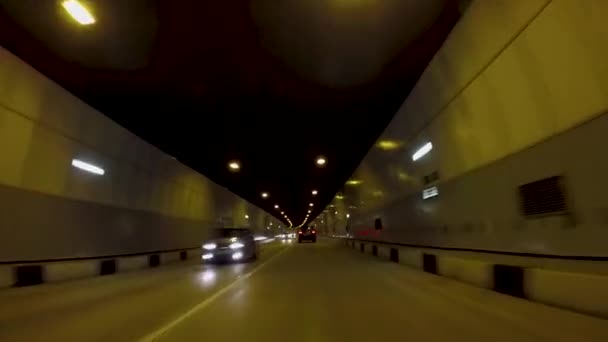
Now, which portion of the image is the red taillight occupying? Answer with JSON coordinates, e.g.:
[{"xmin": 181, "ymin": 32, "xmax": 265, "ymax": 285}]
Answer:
[{"xmin": 312, "ymin": 230, "xmax": 316, "ymax": 234}]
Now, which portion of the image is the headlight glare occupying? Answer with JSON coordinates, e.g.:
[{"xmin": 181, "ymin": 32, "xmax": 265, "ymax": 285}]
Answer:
[
  {"xmin": 203, "ymin": 243, "xmax": 217, "ymax": 250},
  {"xmin": 229, "ymin": 242, "xmax": 245, "ymax": 249}
]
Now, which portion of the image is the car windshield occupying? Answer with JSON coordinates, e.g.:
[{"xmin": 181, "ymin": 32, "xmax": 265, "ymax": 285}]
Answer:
[{"xmin": 212, "ymin": 228, "xmax": 249, "ymax": 238}]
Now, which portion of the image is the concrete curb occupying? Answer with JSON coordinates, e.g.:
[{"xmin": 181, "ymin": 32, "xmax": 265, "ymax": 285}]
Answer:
[
  {"xmin": 2, "ymin": 247, "xmax": 201, "ymax": 288},
  {"xmin": 342, "ymin": 238, "xmax": 608, "ymax": 319},
  {"xmin": 2, "ymin": 242, "xmax": 272, "ymax": 289}
]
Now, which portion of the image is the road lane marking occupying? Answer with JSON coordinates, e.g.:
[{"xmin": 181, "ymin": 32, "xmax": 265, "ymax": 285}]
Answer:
[{"xmin": 138, "ymin": 245, "xmax": 291, "ymax": 342}]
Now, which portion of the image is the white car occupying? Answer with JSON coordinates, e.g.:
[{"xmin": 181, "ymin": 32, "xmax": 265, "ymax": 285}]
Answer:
[{"xmin": 202, "ymin": 228, "xmax": 258, "ymax": 263}]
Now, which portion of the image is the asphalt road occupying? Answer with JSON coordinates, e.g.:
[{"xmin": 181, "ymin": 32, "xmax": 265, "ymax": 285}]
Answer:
[{"xmin": 0, "ymin": 239, "xmax": 607, "ymax": 341}]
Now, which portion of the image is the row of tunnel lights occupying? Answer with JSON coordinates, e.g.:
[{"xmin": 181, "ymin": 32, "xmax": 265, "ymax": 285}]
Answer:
[
  {"xmin": 235, "ymin": 141, "xmax": 433, "ymax": 224},
  {"xmin": 293, "ymin": 157, "xmax": 327, "ymax": 228},
  {"xmin": 228, "ymin": 156, "xmax": 327, "ymax": 229}
]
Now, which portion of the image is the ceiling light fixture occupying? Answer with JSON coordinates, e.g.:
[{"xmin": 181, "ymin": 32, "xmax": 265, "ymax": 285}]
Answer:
[
  {"xmin": 62, "ymin": 0, "xmax": 95, "ymax": 25},
  {"xmin": 228, "ymin": 160, "xmax": 241, "ymax": 171},
  {"xmin": 311, "ymin": 190, "xmax": 318, "ymax": 195},
  {"xmin": 309, "ymin": 203, "xmax": 314, "ymax": 207},
  {"xmin": 376, "ymin": 139, "xmax": 402, "ymax": 151},
  {"xmin": 72, "ymin": 159, "xmax": 105, "ymax": 175},
  {"xmin": 412, "ymin": 142, "xmax": 433, "ymax": 161},
  {"xmin": 315, "ymin": 156, "xmax": 327, "ymax": 167},
  {"xmin": 261, "ymin": 192, "xmax": 269, "ymax": 199}
]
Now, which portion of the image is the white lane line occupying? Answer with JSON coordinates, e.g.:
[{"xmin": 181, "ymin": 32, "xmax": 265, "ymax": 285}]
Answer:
[{"xmin": 138, "ymin": 245, "xmax": 291, "ymax": 342}]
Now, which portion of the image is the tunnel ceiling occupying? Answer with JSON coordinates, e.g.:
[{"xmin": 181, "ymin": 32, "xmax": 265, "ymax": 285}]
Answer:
[{"xmin": 0, "ymin": 0, "xmax": 460, "ymax": 225}]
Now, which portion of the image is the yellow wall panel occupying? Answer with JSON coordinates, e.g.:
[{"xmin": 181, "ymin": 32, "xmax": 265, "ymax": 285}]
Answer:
[
  {"xmin": 19, "ymin": 122, "xmax": 76, "ymax": 196},
  {"xmin": 0, "ymin": 107, "xmax": 32, "ymax": 186}
]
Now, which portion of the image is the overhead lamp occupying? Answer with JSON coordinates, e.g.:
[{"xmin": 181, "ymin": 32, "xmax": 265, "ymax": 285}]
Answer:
[
  {"xmin": 309, "ymin": 203, "xmax": 314, "ymax": 207},
  {"xmin": 335, "ymin": 194, "xmax": 344, "ymax": 200},
  {"xmin": 311, "ymin": 190, "xmax": 318, "ymax": 196},
  {"xmin": 228, "ymin": 160, "xmax": 241, "ymax": 171},
  {"xmin": 62, "ymin": 0, "xmax": 95, "ymax": 25},
  {"xmin": 245, "ymin": 215, "xmax": 249, "ymax": 219},
  {"xmin": 261, "ymin": 192, "xmax": 269, "ymax": 199},
  {"xmin": 376, "ymin": 139, "xmax": 402, "ymax": 151},
  {"xmin": 274, "ymin": 204, "xmax": 279, "ymax": 209},
  {"xmin": 281, "ymin": 211, "xmax": 284, "ymax": 215},
  {"xmin": 72, "ymin": 159, "xmax": 104, "ymax": 175},
  {"xmin": 346, "ymin": 179, "xmax": 362, "ymax": 186},
  {"xmin": 308, "ymin": 210, "xmax": 311, "ymax": 213},
  {"xmin": 315, "ymin": 156, "xmax": 327, "ymax": 167},
  {"xmin": 412, "ymin": 142, "xmax": 433, "ymax": 161}
]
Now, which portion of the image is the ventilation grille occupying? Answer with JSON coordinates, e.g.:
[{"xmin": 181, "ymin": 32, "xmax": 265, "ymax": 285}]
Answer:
[{"xmin": 519, "ymin": 176, "xmax": 567, "ymax": 216}]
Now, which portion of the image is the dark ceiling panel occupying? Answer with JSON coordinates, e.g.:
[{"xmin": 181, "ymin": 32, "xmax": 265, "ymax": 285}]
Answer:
[{"xmin": 0, "ymin": 0, "xmax": 460, "ymax": 225}]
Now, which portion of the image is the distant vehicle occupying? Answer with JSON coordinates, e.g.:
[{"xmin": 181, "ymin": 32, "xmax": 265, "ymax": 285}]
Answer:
[
  {"xmin": 201, "ymin": 228, "xmax": 257, "ymax": 263},
  {"xmin": 298, "ymin": 226, "xmax": 317, "ymax": 243},
  {"xmin": 276, "ymin": 231, "xmax": 295, "ymax": 240}
]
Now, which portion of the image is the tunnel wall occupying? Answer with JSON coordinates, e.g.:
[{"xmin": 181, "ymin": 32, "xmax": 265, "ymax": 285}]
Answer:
[
  {"xmin": 0, "ymin": 47, "xmax": 278, "ymax": 262},
  {"xmin": 328, "ymin": 0, "xmax": 608, "ymax": 256},
  {"xmin": 342, "ymin": 238, "xmax": 608, "ymax": 318}
]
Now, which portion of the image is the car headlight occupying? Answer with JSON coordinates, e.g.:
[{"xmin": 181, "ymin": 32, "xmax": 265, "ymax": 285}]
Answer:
[
  {"xmin": 229, "ymin": 242, "xmax": 245, "ymax": 249},
  {"xmin": 203, "ymin": 243, "xmax": 217, "ymax": 250}
]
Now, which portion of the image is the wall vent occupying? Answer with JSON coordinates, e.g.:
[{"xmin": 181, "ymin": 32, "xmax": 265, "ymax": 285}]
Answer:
[{"xmin": 519, "ymin": 176, "xmax": 567, "ymax": 216}]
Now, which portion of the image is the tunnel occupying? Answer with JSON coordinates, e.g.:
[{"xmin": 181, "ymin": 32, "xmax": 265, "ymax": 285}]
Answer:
[{"xmin": 1, "ymin": 1, "xmax": 608, "ymax": 341}]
